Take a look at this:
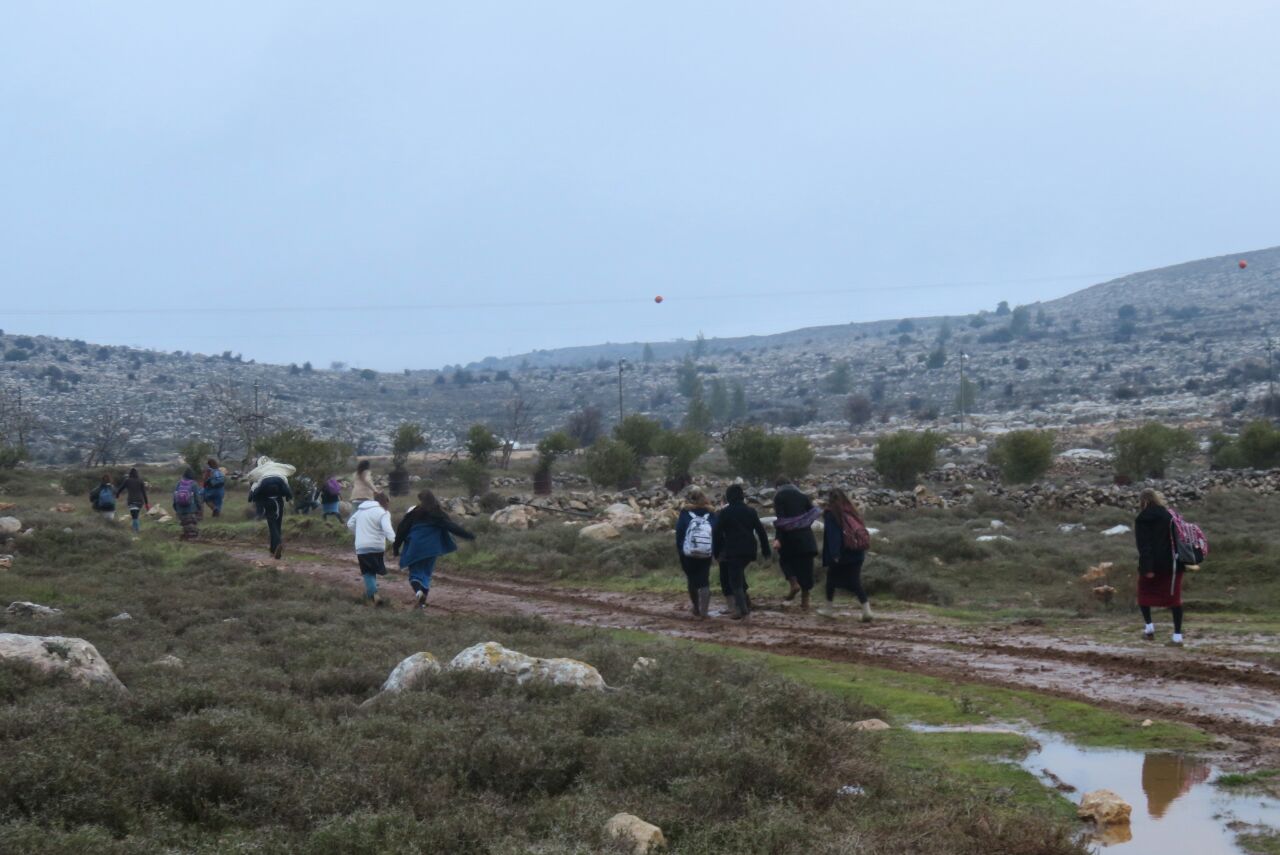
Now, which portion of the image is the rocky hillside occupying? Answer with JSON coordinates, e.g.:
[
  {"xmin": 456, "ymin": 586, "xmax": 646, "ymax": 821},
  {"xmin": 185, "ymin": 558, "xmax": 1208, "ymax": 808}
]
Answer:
[{"xmin": 1, "ymin": 247, "xmax": 1277, "ymax": 464}]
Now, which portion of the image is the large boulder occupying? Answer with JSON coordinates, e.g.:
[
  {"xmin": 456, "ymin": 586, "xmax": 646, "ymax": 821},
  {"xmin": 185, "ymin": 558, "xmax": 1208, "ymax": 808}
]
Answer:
[
  {"xmin": 378, "ymin": 652, "xmax": 441, "ymax": 694},
  {"xmin": 7, "ymin": 602, "xmax": 62, "ymax": 619},
  {"xmin": 579, "ymin": 522, "xmax": 621, "ymax": 541},
  {"xmin": 604, "ymin": 503, "xmax": 645, "ymax": 530},
  {"xmin": 851, "ymin": 718, "xmax": 891, "ymax": 732},
  {"xmin": 449, "ymin": 642, "xmax": 607, "ymax": 691},
  {"xmin": 1077, "ymin": 789, "xmax": 1132, "ymax": 826},
  {"xmin": 490, "ymin": 505, "xmax": 535, "ymax": 530},
  {"xmin": 0, "ymin": 517, "xmax": 21, "ymax": 536},
  {"xmin": 0, "ymin": 633, "xmax": 127, "ymax": 691},
  {"xmin": 605, "ymin": 813, "xmax": 666, "ymax": 854}
]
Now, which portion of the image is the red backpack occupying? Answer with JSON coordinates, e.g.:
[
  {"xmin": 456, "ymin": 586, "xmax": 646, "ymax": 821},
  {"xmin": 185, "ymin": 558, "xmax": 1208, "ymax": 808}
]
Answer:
[
  {"xmin": 839, "ymin": 508, "xmax": 871, "ymax": 551},
  {"xmin": 1169, "ymin": 508, "xmax": 1208, "ymax": 565}
]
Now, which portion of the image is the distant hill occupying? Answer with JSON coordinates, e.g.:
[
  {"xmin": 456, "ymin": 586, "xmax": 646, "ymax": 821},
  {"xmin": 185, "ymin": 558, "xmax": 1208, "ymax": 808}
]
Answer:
[{"xmin": 1, "ymin": 246, "xmax": 1277, "ymax": 465}]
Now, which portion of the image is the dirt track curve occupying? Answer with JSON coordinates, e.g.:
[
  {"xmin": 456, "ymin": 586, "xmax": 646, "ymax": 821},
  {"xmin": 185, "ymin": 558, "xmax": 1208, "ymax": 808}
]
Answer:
[{"xmin": 224, "ymin": 542, "xmax": 1280, "ymax": 742}]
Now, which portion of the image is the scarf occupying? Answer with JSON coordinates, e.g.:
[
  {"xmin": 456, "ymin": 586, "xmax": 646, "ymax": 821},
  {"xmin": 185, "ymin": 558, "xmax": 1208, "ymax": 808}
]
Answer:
[{"xmin": 774, "ymin": 506, "xmax": 821, "ymax": 531}]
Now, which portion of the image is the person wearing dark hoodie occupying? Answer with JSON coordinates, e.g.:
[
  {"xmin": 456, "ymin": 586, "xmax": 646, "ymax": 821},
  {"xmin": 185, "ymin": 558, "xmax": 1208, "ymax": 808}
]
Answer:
[
  {"xmin": 772, "ymin": 478, "xmax": 820, "ymax": 610},
  {"xmin": 347, "ymin": 491, "xmax": 396, "ymax": 604},
  {"xmin": 674, "ymin": 487, "xmax": 717, "ymax": 619},
  {"xmin": 712, "ymin": 483, "xmax": 771, "ymax": 620},
  {"xmin": 1135, "ymin": 488, "xmax": 1185, "ymax": 646},
  {"xmin": 246, "ymin": 456, "xmax": 295, "ymax": 559},
  {"xmin": 116, "ymin": 467, "xmax": 150, "ymax": 533},
  {"xmin": 393, "ymin": 489, "xmax": 476, "ymax": 609},
  {"xmin": 821, "ymin": 488, "xmax": 873, "ymax": 622},
  {"xmin": 172, "ymin": 468, "xmax": 204, "ymax": 540}
]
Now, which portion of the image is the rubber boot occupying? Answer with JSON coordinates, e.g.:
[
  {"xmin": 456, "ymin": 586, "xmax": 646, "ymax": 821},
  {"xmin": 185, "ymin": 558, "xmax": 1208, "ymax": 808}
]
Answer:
[
  {"xmin": 724, "ymin": 596, "xmax": 737, "ymax": 618},
  {"xmin": 800, "ymin": 589, "xmax": 811, "ymax": 611},
  {"xmin": 688, "ymin": 589, "xmax": 701, "ymax": 617},
  {"xmin": 732, "ymin": 588, "xmax": 750, "ymax": 620},
  {"xmin": 784, "ymin": 577, "xmax": 801, "ymax": 601},
  {"xmin": 697, "ymin": 588, "xmax": 711, "ymax": 620},
  {"xmin": 861, "ymin": 601, "xmax": 873, "ymax": 623}
]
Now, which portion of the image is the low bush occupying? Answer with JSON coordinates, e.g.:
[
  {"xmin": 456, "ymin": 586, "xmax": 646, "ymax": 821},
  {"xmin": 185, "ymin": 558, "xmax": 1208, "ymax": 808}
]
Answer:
[
  {"xmin": 873, "ymin": 431, "xmax": 945, "ymax": 489},
  {"xmin": 988, "ymin": 430, "xmax": 1055, "ymax": 484},
  {"xmin": 1112, "ymin": 423, "xmax": 1194, "ymax": 480}
]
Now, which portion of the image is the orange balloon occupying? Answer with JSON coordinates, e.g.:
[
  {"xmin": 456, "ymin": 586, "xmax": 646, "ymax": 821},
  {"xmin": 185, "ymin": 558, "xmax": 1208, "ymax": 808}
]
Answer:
[
  {"xmin": 1239, "ymin": 260, "xmax": 1248, "ymax": 269},
  {"xmin": 654, "ymin": 295, "xmax": 664, "ymax": 303}
]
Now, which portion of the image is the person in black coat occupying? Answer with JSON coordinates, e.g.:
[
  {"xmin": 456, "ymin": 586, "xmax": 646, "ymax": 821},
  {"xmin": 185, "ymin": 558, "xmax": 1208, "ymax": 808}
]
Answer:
[
  {"xmin": 1135, "ymin": 488, "xmax": 1185, "ymax": 645},
  {"xmin": 772, "ymin": 480, "xmax": 820, "ymax": 609},
  {"xmin": 821, "ymin": 488, "xmax": 873, "ymax": 621},
  {"xmin": 712, "ymin": 483, "xmax": 771, "ymax": 619}
]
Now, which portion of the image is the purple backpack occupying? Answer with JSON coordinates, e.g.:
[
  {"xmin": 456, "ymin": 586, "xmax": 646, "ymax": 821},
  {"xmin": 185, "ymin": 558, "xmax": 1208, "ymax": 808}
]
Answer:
[{"xmin": 325, "ymin": 478, "xmax": 343, "ymax": 498}]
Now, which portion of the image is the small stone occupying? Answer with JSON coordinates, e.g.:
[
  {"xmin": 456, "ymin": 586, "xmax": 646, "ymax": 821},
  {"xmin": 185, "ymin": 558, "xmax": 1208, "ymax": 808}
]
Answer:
[
  {"xmin": 0, "ymin": 555, "xmax": 12, "ymax": 569},
  {"xmin": 0, "ymin": 517, "xmax": 21, "ymax": 536},
  {"xmin": 376, "ymin": 652, "xmax": 442, "ymax": 696},
  {"xmin": 1101, "ymin": 525, "xmax": 1131, "ymax": 537},
  {"xmin": 632, "ymin": 657, "xmax": 658, "ymax": 674},
  {"xmin": 449, "ymin": 642, "xmax": 607, "ymax": 691},
  {"xmin": 851, "ymin": 718, "xmax": 891, "ymax": 732},
  {"xmin": 604, "ymin": 813, "xmax": 666, "ymax": 854},
  {"xmin": 107, "ymin": 612, "xmax": 132, "ymax": 622},
  {"xmin": 7, "ymin": 601, "xmax": 63, "ymax": 619},
  {"xmin": 490, "ymin": 505, "xmax": 535, "ymax": 529},
  {"xmin": 0, "ymin": 632, "xmax": 127, "ymax": 692},
  {"xmin": 1078, "ymin": 789, "xmax": 1132, "ymax": 826},
  {"xmin": 1140, "ymin": 719, "xmax": 1154, "ymax": 728},
  {"xmin": 579, "ymin": 522, "xmax": 621, "ymax": 541},
  {"xmin": 152, "ymin": 655, "xmax": 184, "ymax": 668},
  {"xmin": 836, "ymin": 784, "xmax": 867, "ymax": 797},
  {"xmin": 53, "ymin": 504, "xmax": 75, "ymax": 514}
]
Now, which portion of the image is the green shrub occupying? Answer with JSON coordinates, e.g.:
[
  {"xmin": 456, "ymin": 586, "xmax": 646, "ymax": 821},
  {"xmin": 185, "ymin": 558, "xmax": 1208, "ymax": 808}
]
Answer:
[
  {"xmin": 534, "ymin": 431, "xmax": 576, "ymax": 476},
  {"xmin": 654, "ymin": 430, "xmax": 708, "ymax": 481},
  {"xmin": 988, "ymin": 430, "xmax": 1055, "ymax": 484},
  {"xmin": 584, "ymin": 437, "xmax": 638, "ymax": 488},
  {"xmin": 779, "ymin": 436, "xmax": 814, "ymax": 480},
  {"xmin": 464, "ymin": 424, "xmax": 500, "ymax": 464},
  {"xmin": 388, "ymin": 423, "xmax": 427, "ymax": 472},
  {"xmin": 452, "ymin": 459, "xmax": 490, "ymax": 496},
  {"xmin": 179, "ymin": 439, "xmax": 216, "ymax": 474},
  {"xmin": 873, "ymin": 431, "xmax": 945, "ymax": 489},
  {"xmin": 1238, "ymin": 420, "xmax": 1280, "ymax": 469},
  {"xmin": 255, "ymin": 428, "xmax": 352, "ymax": 485},
  {"xmin": 1209, "ymin": 432, "xmax": 1248, "ymax": 470},
  {"xmin": 1112, "ymin": 423, "xmax": 1195, "ymax": 480},
  {"xmin": 724, "ymin": 426, "xmax": 784, "ymax": 482},
  {"xmin": 0, "ymin": 445, "xmax": 27, "ymax": 470},
  {"xmin": 613, "ymin": 415, "xmax": 663, "ymax": 458}
]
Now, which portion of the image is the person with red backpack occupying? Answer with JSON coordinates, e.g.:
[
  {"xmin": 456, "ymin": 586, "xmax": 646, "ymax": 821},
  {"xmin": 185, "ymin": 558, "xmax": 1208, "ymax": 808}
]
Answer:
[
  {"xmin": 821, "ymin": 488, "xmax": 873, "ymax": 622},
  {"xmin": 1135, "ymin": 488, "xmax": 1197, "ymax": 646}
]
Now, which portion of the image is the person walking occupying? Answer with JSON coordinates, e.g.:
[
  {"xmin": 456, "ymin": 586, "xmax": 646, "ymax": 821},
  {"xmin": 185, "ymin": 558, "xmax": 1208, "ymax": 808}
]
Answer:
[
  {"xmin": 347, "ymin": 491, "xmax": 395, "ymax": 604},
  {"xmin": 392, "ymin": 489, "xmax": 476, "ymax": 609},
  {"xmin": 1135, "ymin": 488, "xmax": 1186, "ymax": 646},
  {"xmin": 319, "ymin": 476, "xmax": 343, "ymax": 522},
  {"xmin": 172, "ymin": 469, "xmax": 204, "ymax": 540},
  {"xmin": 116, "ymin": 467, "xmax": 150, "ymax": 533},
  {"xmin": 712, "ymin": 483, "xmax": 771, "ymax": 620},
  {"xmin": 202, "ymin": 458, "xmax": 226, "ymax": 518},
  {"xmin": 675, "ymin": 488, "xmax": 717, "ymax": 618},
  {"xmin": 821, "ymin": 488, "xmax": 873, "ymax": 622},
  {"xmin": 90, "ymin": 474, "xmax": 117, "ymax": 521},
  {"xmin": 246, "ymin": 456, "xmax": 295, "ymax": 559},
  {"xmin": 772, "ymin": 478, "xmax": 820, "ymax": 609},
  {"xmin": 350, "ymin": 460, "xmax": 376, "ymax": 503}
]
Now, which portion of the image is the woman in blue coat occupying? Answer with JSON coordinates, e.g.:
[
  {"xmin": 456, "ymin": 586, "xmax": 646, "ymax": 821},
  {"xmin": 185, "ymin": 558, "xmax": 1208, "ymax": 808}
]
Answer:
[{"xmin": 392, "ymin": 489, "xmax": 476, "ymax": 609}]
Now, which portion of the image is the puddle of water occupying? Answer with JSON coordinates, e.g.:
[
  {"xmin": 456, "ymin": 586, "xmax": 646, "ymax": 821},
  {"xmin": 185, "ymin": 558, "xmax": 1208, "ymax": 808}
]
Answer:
[{"xmin": 911, "ymin": 724, "xmax": 1280, "ymax": 853}]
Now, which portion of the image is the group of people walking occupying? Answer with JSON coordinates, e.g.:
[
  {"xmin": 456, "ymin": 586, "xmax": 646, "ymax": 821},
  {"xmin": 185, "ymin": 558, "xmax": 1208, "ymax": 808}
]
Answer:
[{"xmin": 675, "ymin": 481, "xmax": 873, "ymax": 622}]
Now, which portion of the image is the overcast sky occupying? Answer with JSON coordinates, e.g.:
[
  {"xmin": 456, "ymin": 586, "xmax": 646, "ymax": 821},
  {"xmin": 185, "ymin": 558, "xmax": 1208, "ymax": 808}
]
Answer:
[{"xmin": 3, "ymin": 2, "xmax": 1278, "ymax": 370}]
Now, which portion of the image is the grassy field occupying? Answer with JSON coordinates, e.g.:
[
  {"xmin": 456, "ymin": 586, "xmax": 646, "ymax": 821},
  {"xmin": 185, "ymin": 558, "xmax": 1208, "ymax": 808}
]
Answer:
[{"xmin": 0, "ymin": 484, "xmax": 1095, "ymax": 854}]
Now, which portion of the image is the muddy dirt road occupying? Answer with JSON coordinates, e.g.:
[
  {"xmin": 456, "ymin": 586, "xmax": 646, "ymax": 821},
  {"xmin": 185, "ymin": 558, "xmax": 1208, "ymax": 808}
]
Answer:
[{"xmin": 226, "ymin": 544, "xmax": 1280, "ymax": 741}]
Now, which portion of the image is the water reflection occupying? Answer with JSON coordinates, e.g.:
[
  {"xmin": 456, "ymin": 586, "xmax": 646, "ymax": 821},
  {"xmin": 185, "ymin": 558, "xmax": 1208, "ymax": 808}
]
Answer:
[{"xmin": 1142, "ymin": 754, "xmax": 1212, "ymax": 819}]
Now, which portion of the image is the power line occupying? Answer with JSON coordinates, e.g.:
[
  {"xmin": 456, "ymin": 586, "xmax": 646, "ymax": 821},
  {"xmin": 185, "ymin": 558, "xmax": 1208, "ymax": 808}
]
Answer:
[{"xmin": 0, "ymin": 271, "xmax": 1128, "ymax": 317}]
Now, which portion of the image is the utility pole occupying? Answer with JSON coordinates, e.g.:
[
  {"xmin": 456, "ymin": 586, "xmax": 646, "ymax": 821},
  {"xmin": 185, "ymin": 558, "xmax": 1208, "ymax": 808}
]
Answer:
[
  {"xmin": 1267, "ymin": 333, "xmax": 1276, "ymax": 419},
  {"xmin": 959, "ymin": 352, "xmax": 970, "ymax": 431},
  {"xmin": 617, "ymin": 359, "xmax": 628, "ymax": 423}
]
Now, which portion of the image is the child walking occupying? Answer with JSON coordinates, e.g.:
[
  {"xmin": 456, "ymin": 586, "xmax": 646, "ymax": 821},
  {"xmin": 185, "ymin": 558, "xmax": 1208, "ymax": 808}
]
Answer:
[{"xmin": 347, "ymin": 491, "xmax": 395, "ymax": 604}]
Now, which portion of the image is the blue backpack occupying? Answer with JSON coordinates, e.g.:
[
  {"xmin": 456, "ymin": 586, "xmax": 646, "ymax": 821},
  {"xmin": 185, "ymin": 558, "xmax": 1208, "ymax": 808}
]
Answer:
[
  {"xmin": 207, "ymin": 468, "xmax": 225, "ymax": 489},
  {"xmin": 97, "ymin": 485, "xmax": 116, "ymax": 510}
]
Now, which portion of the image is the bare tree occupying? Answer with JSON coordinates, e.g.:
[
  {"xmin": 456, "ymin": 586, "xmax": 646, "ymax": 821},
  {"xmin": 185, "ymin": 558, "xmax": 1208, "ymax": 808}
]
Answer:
[
  {"xmin": 81, "ymin": 404, "xmax": 143, "ymax": 467},
  {"xmin": 200, "ymin": 378, "xmax": 277, "ymax": 463},
  {"xmin": 0, "ymin": 384, "xmax": 41, "ymax": 449},
  {"xmin": 498, "ymin": 394, "xmax": 531, "ymax": 470}
]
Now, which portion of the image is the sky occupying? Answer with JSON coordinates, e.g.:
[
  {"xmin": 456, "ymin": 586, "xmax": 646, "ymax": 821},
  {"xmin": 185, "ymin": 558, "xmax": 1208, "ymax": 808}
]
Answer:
[{"xmin": 2, "ymin": 1, "xmax": 1278, "ymax": 371}]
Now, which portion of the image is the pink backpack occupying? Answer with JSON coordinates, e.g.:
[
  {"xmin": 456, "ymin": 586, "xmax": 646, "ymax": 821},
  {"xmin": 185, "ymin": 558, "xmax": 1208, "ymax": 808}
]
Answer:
[{"xmin": 1169, "ymin": 508, "xmax": 1208, "ymax": 565}]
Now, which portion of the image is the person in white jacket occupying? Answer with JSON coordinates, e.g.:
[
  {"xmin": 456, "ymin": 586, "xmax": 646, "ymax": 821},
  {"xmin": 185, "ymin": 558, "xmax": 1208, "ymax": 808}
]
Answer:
[{"xmin": 347, "ymin": 492, "xmax": 395, "ymax": 604}]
